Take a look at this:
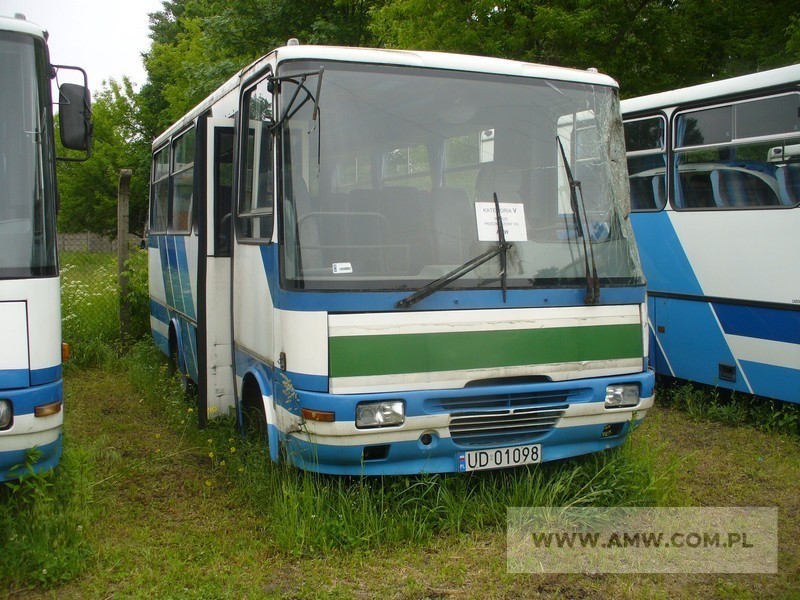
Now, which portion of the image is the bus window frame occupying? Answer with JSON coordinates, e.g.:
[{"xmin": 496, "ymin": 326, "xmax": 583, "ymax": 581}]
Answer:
[
  {"xmin": 150, "ymin": 143, "xmax": 170, "ymax": 234},
  {"xmin": 236, "ymin": 68, "xmax": 275, "ymax": 245},
  {"xmin": 669, "ymin": 92, "xmax": 800, "ymax": 212},
  {"xmin": 170, "ymin": 125, "xmax": 196, "ymax": 235},
  {"xmin": 625, "ymin": 113, "xmax": 668, "ymax": 213}
]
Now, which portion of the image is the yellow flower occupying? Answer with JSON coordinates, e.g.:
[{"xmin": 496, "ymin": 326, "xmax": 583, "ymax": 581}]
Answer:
[
  {"xmin": 208, "ymin": 452, "xmax": 214, "ymax": 459},
  {"xmin": 229, "ymin": 447, "xmax": 236, "ymax": 454}
]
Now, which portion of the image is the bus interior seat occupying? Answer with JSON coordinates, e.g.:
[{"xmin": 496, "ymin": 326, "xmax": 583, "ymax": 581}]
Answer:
[
  {"xmin": 475, "ymin": 163, "xmax": 522, "ymax": 203},
  {"xmin": 711, "ymin": 169, "xmax": 781, "ymax": 208},
  {"xmin": 777, "ymin": 164, "xmax": 800, "ymax": 206},
  {"xmin": 430, "ymin": 186, "xmax": 474, "ymax": 265},
  {"xmin": 652, "ymin": 174, "xmax": 666, "ymax": 208},
  {"xmin": 379, "ymin": 186, "xmax": 432, "ymax": 274},
  {"xmin": 679, "ymin": 171, "xmax": 715, "ymax": 208}
]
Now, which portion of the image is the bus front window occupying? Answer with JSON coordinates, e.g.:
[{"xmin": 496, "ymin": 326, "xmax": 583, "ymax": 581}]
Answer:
[
  {"xmin": 0, "ymin": 31, "xmax": 57, "ymax": 279},
  {"xmin": 279, "ymin": 61, "xmax": 642, "ymax": 293}
]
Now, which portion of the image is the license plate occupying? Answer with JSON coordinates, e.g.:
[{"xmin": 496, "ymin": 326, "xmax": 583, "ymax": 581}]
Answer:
[{"xmin": 458, "ymin": 444, "xmax": 541, "ymax": 472}]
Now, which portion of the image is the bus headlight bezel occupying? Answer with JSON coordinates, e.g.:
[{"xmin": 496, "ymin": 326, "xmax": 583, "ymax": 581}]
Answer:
[
  {"xmin": 605, "ymin": 384, "xmax": 640, "ymax": 409},
  {"xmin": 355, "ymin": 400, "xmax": 405, "ymax": 429},
  {"xmin": 0, "ymin": 399, "xmax": 12, "ymax": 430}
]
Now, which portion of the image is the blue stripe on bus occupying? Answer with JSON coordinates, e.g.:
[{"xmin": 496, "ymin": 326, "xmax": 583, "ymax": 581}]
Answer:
[
  {"xmin": 0, "ymin": 369, "xmax": 29, "ymax": 389},
  {"xmin": 259, "ymin": 244, "xmax": 647, "ymax": 313},
  {"xmin": 630, "ymin": 212, "xmax": 703, "ymax": 296},
  {"xmin": 0, "ymin": 365, "xmax": 63, "ymax": 390},
  {"xmin": 149, "ymin": 299, "xmax": 169, "ymax": 324},
  {"xmin": 740, "ymin": 360, "xmax": 800, "ymax": 404},
  {"xmin": 652, "ymin": 297, "xmax": 751, "ymax": 394},
  {"xmin": 30, "ymin": 365, "xmax": 62, "ymax": 386},
  {"xmin": 153, "ymin": 235, "xmax": 196, "ymax": 323},
  {"xmin": 174, "ymin": 237, "xmax": 196, "ymax": 320},
  {"xmin": 0, "ymin": 436, "xmax": 62, "ymax": 482},
  {"xmin": 713, "ymin": 302, "xmax": 800, "ymax": 346}
]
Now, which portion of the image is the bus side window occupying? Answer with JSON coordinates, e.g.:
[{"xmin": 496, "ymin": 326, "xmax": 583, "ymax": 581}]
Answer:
[
  {"xmin": 151, "ymin": 146, "xmax": 169, "ymax": 233},
  {"xmin": 171, "ymin": 127, "xmax": 195, "ymax": 234},
  {"xmin": 237, "ymin": 77, "xmax": 274, "ymax": 242}
]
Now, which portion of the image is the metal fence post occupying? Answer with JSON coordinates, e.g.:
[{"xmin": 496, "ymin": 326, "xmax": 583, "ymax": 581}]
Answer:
[{"xmin": 117, "ymin": 169, "xmax": 133, "ymax": 343}]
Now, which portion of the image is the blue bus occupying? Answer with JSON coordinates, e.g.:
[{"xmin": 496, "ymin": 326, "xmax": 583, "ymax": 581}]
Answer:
[
  {"xmin": 0, "ymin": 14, "xmax": 91, "ymax": 481},
  {"xmin": 622, "ymin": 64, "xmax": 800, "ymax": 404},
  {"xmin": 148, "ymin": 43, "xmax": 654, "ymax": 475}
]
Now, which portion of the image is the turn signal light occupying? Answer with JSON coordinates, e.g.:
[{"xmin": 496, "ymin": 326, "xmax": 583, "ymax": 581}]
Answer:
[
  {"xmin": 301, "ymin": 408, "xmax": 335, "ymax": 422},
  {"xmin": 34, "ymin": 401, "xmax": 62, "ymax": 418},
  {"xmin": 62, "ymin": 343, "xmax": 70, "ymax": 362}
]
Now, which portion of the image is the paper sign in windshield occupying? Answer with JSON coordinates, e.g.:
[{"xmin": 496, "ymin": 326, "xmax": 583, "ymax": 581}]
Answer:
[{"xmin": 475, "ymin": 202, "xmax": 528, "ymax": 242}]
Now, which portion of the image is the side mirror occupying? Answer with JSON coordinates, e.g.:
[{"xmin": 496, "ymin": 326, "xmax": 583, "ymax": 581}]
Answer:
[
  {"xmin": 59, "ymin": 83, "xmax": 91, "ymax": 151},
  {"xmin": 53, "ymin": 65, "xmax": 92, "ymax": 161}
]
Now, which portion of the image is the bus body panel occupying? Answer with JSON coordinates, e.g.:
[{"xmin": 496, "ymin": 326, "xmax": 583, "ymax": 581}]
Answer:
[
  {"xmin": 0, "ymin": 279, "xmax": 63, "ymax": 481},
  {"xmin": 623, "ymin": 66, "xmax": 800, "ymax": 404}
]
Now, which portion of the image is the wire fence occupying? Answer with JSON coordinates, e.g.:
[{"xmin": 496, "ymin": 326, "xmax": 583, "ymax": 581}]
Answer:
[
  {"xmin": 59, "ymin": 234, "xmax": 119, "ymax": 346},
  {"xmin": 59, "ymin": 232, "xmax": 149, "ymax": 364}
]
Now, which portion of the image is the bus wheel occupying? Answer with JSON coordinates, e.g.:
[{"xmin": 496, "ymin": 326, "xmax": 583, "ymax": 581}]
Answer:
[{"xmin": 241, "ymin": 377, "xmax": 268, "ymax": 443}]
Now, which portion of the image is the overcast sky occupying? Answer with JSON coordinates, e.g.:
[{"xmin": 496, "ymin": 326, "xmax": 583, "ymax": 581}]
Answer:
[{"xmin": 0, "ymin": 0, "xmax": 163, "ymax": 92}]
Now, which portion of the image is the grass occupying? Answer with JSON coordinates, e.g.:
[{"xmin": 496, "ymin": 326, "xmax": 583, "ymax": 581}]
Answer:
[{"xmin": 659, "ymin": 379, "xmax": 800, "ymax": 436}]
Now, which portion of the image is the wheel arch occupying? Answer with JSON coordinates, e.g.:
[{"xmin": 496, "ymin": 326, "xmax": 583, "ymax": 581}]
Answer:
[{"xmin": 239, "ymin": 367, "xmax": 280, "ymax": 463}]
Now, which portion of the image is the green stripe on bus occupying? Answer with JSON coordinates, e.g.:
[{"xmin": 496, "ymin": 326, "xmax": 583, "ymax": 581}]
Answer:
[{"xmin": 329, "ymin": 324, "xmax": 643, "ymax": 378}]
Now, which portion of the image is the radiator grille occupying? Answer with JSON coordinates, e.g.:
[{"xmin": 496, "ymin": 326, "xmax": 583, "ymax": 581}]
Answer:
[{"xmin": 448, "ymin": 404, "xmax": 566, "ymax": 447}]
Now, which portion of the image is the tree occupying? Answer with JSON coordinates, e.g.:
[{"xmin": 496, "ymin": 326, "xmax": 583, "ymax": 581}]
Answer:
[
  {"xmin": 369, "ymin": 0, "xmax": 800, "ymax": 97},
  {"xmin": 57, "ymin": 78, "xmax": 151, "ymax": 238}
]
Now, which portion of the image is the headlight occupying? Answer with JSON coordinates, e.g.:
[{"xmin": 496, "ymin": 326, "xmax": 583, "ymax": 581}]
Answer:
[
  {"xmin": 355, "ymin": 400, "xmax": 405, "ymax": 428},
  {"xmin": 0, "ymin": 399, "xmax": 12, "ymax": 429},
  {"xmin": 605, "ymin": 384, "xmax": 640, "ymax": 408}
]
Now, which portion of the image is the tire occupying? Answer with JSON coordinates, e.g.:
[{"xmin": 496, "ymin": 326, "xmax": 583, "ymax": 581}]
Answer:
[{"xmin": 241, "ymin": 377, "xmax": 268, "ymax": 443}]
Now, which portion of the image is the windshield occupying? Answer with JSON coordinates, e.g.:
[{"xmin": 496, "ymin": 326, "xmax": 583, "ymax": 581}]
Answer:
[
  {"xmin": 0, "ymin": 31, "xmax": 58, "ymax": 279},
  {"xmin": 280, "ymin": 60, "xmax": 642, "ymax": 292}
]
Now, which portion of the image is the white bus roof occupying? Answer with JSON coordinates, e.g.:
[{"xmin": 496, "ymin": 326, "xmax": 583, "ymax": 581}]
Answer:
[
  {"xmin": 155, "ymin": 44, "xmax": 618, "ymax": 146},
  {"xmin": 0, "ymin": 14, "xmax": 47, "ymax": 39},
  {"xmin": 621, "ymin": 63, "xmax": 800, "ymax": 116},
  {"xmin": 272, "ymin": 45, "xmax": 617, "ymax": 86}
]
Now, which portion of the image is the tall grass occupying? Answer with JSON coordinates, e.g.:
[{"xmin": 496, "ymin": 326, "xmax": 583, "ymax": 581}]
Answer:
[
  {"xmin": 0, "ymin": 448, "xmax": 94, "ymax": 588},
  {"xmin": 660, "ymin": 379, "xmax": 800, "ymax": 436}
]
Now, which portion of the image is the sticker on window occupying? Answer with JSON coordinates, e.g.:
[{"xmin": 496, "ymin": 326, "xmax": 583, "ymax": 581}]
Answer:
[
  {"xmin": 475, "ymin": 202, "xmax": 528, "ymax": 242},
  {"xmin": 332, "ymin": 262, "xmax": 353, "ymax": 274}
]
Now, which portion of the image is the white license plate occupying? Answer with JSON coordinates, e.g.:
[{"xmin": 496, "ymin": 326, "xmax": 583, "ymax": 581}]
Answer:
[{"xmin": 458, "ymin": 444, "xmax": 541, "ymax": 472}]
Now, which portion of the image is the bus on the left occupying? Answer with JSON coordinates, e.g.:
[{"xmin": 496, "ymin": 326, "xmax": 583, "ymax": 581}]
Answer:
[{"xmin": 0, "ymin": 14, "xmax": 91, "ymax": 481}]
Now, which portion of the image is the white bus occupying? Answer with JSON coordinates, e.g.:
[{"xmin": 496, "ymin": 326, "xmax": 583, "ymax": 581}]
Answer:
[
  {"xmin": 622, "ymin": 64, "xmax": 800, "ymax": 404},
  {"xmin": 149, "ymin": 43, "xmax": 654, "ymax": 475},
  {"xmin": 0, "ymin": 15, "xmax": 91, "ymax": 481}
]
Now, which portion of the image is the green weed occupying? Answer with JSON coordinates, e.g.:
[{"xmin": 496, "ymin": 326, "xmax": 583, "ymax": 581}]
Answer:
[
  {"xmin": 660, "ymin": 379, "xmax": 800, "ymax": 436},
  {"xmin": 0, "ymin": 447, "xmax": 94, "ymax": 589}
]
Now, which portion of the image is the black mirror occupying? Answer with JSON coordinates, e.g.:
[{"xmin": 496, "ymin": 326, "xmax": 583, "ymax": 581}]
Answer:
[{"xmin": 59, "ymin": 83, "xmax": 92, "ymax": 153}]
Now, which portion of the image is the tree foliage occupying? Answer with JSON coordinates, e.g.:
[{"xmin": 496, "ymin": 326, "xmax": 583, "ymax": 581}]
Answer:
[
  {"xmin": 57, "ymin": 78, "xmax": 151, "ymax": 238},
  {"xmin": 370, "ymin": 0, "xmax": 800, "ymax": 97}
]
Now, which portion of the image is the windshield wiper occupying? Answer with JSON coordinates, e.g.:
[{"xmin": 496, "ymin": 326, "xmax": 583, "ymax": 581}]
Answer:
[
  {"xmin": 556, "ymin": 136, "xmax": 600, "ymax": 304},
  {"xmin": 397, "ymin": 194, "xmax": 513, "ymax": 309}
]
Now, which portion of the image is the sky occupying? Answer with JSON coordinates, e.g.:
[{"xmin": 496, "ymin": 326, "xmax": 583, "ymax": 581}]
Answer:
[{"xmin": 0, "ymin": 0, "xmax": 163, "ymax": 92}]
